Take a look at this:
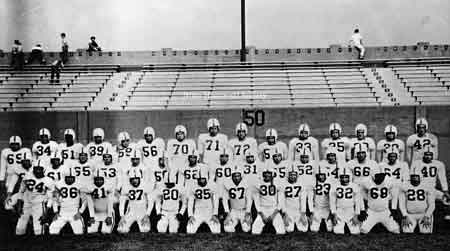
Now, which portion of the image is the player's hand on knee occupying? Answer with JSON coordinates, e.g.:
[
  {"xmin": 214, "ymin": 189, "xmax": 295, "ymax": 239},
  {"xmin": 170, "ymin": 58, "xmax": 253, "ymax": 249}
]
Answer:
[
  {"xmin": 268, "ymin": 209, "xmax": 279, "ymax": 222},
  {"xmin": 299, "ymin": 213, "xmax": 308, "ymax": 226},
  {"xmin": 155, "ymin": 213, "xmax": 162, "ymax": 221},
  {"xmin": 328, "ymin": 213, "xmax": 338, "ymax": 225},
  {"xmin": 358, "ymin": 210, "xmax": 368, "ymax": 222},
  {"xmin": 211, "ymin": 214, "xmax": 219, "ymax": 224},
  {"xmin": 176, "ymin": 213, "xmax": 183, "ymax": 221},
  {"xmin": 141, "ymin": 215, "xmax": 150, "ymax": 227},
  {"xmin": 105, "ymin": 216, "xmax": 113, "ymax": 226},
  {"xmin": 73, "ymin": 212, "xmax": 82, "ymax": 221},
  {"xmin": 220, "ymin": 212, "xmax": 228, "ymax": 221},
  {"xmin": 224, "ymin": 214, "xmax": 233, "ymax": 226},
  {"xmin": 390, "ymin": 209, "xmax": 402, "ymax": 222},
  {"xmin": 118, "ymin": 218, "xmax": 126, "ymax": 229},
  {"xmin": 244, "ymin": 212, "xmax": 252, "ymax": 223},
  {"xmin": 421, "ymin": 215, "xmax": 432, "ymax": 229},
  {"xmin": 188, "ymin": 216, "xmax": 195, "ymax": 225},
  {"xmin": 283, "ymin": 214, "xmax": 292, "ymax": 227},
  {"xmin": 87, "ymin": 217, "xmax": 96, "ymax": 226},
  {"xmin": 350, "ymin": 215, "xmax": 361, "ymax": 226}
]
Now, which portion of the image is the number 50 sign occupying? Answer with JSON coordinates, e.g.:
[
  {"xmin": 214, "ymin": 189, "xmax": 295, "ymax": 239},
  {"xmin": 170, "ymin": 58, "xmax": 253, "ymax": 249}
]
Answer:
[{"xmin": 242, "ymin": 109, "xmax": 265, "ymax": 127}]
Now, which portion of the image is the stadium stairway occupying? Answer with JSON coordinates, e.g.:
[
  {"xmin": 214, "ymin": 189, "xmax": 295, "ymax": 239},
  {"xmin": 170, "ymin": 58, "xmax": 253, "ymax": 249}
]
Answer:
[
  {"xmin": 373, "ymin": 68, "xmax": 416, "ymax": 106},
  {"xmin": 360, "ymin": 68, "xmax": 395, "ymax": 106},
  {"xmin": 90, "ymin": 72, "xmax": 132, "ymax": 110}
]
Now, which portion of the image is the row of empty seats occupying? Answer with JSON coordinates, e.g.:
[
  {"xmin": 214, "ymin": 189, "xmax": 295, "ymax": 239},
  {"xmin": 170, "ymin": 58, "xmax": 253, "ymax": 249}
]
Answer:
[{"xmin": 392, "ymin": 64, "xmax": 450, "ymax": 105}]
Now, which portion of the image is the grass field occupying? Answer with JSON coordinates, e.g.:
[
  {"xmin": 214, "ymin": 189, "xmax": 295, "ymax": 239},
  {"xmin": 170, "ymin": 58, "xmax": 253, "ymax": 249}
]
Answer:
[{"xmin": 1, "ymin": 204, "xmax": 450, "ymax": 251}]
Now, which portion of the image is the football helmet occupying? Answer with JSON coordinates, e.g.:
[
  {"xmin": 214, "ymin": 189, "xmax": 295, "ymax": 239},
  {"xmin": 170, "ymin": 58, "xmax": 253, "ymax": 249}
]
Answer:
[
  {"xmin": 236, "ymin": 122, "xmax": 248, "ymax": 140},
  {"xmin": 415, "ymin": 118, "xmax": 428, "ymax": 136},
  {"xmin": 9, "ymin": 136, "xmax": 22, "ymax": 151},
  {"xmin": 266, "ymin": 128, "xmax": 278, "ymax": 145},
  {"xmin": 143, "ymin": 126, "xmax": 155, "ymax": 143},
  {"xmin": 384, "ymin": 125, "xmax": 397, "ymax": 140},
  {"xmin": 329, "ymin": 123, "xmax": 342, "ymax": 139},
  {"xmin": 298, "ymin": 123, "xmax": 311, "ymax": 139},
  {"xmin": 64, "ymin": 128, "xmax": 76, "ymax": 141},
  {"xmin": 355, "ymin": 123, "xmax": 367, "ymax": 139}
]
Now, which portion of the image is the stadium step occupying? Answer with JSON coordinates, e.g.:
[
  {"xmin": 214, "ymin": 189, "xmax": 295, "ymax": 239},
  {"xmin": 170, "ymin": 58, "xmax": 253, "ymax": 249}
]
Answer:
[
  {"xmin": 361, "ymin": 68, "xmax": 394, "ymax": 106},
  {"xmin": 373, "ymin": 68, "xmax": 416, "ymax": 105},
  {"xmin": 91, "ymin": 72, "xmax": 137, "ymax": 110}
]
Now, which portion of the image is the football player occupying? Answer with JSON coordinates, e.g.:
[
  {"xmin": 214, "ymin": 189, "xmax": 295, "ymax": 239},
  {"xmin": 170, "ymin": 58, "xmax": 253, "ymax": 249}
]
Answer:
[
  {"xmin": 58, "ymin": 129, "xmax": 83, "ymax": 163},
  {"xmin": 310, "ymin": 164, "xmax": 333, "ymax": 233},
  {"xmin": 267, "ymin": 149, "xmax": 289, "ymax": 180},
  {"xmin": 148, "ymin": 151, "xmax": 171, "ymax": 190},
  {"xmin": 198, "ymin": 118, "xmax": 228, "ymax": 166},
  {"xmin": 4, "ymin": 152, "xmax": 33, "ymax": 210},
  {"xmin": 222, "ymin": 165, "xmax": 252, "ymax": 233},
  {"xmin": 149, "ymin": 170, "xmax": 187, "ymax": 233},
  {"xmin": 182, "ymin": 150, "xmax": 210, "ymax": 189},
  {"xmin": 282, "ymin": 165, "xmax": 308, "ymax": 233},
  {"xmin": 14, "ymin": 160, "xmax": 54, "ymax": 235},
  {"xmin": 321, "ymin": 123, "xmax": 350, "ymax": 164},
  {"xmin": 240, "ymin": 149, "xmax": 262, "ymax": 184},
  {"xmin": 32, "ymin": 128, "xmax": 59, "ymax": 161},
  {"xmin": 319, "ymin": 151, "xmax": 347, "ymax": 185},
  {"xmin": 46, "ymin": 151, "xmax": 64, "ymax": 182},
  {"xmin": 87, "ymin": 128, "xmax": 114, "ymax": 164},
  {"xmin": 399, "ymin": 171, "xmax": 435, "ymax": 234},
  {"xmin": 251, "ymin": 166, "xmax": 285, "ymax": 235},
  {"xmin": 329, "ymin": 169, "xmax": 362, "ymax": 234},
  {"xmin": 87, "ymin": 168, "xmax": 115, "ymax": 234},
  {"xmin": 379, "ymin": 149, "xmax": 409, "ymax": 187},
  {"xmin": 117, "ymin": 169, "xmax": 152, "ymax": 233},
  {"xmin": 118, "ymin": 149, "xmax": 148, "ymax": 192},
  {"xmin": 49, "ymin": 168, "xmax": 94, "ymax": 235},
  {"xmin": 349, "ymin": 124, "xmax": 376, "ymax": 160},
  {"xmin": 406, "ymin": 118, "xmax": 438, "ymax": 164},
  {"xmin": 116, "ymin": 131, "xmax": 137, "ymax": 167},
  {"xmin": 258, "ymin": 128, "xmax": 288, "ymax": 162},
  {"xmin": 346, "ymin": 144, "xmax": 378, "ymax": 202},
  {"xmin": 1, "ymin": 136, "xmax": 32, "ymax": 195},
  {"xmin": 360, "ymin": 167, "xmax": 400, "ymax": 234},
  {"xmin": 61, "ymin": 147, "xmax": 94, "ymax": 192},
  {"xmin": 137, "ymin": 127, "xmax": 165, "ymax": 170},
  {"xmin": 167, "ymin": 125, "xmax": 196, "ymax": 171},
  {"xmin": 288, "ymin": 123, "xmax": 320, "ymax": 161},
  {"xmin": 410, "ymin": 147, "xmax": 449, "ymax": 200},
  {"xmin": 186, "ymin": 171, "xmax": 221, "ymax": 234},
  {"xmin": 211, "ymin": 147, "xmax": 234, "ymax": 188},
  {"xmin": 376, "ymin": 125, "xmax": 405, "ymax": 163},
  {"xmin": 96, "ymin": 149, "xmax": 119, "ymax": 191},
  {"xmin": 228, "ymin": 123, "xmax": 258, "ymax": 163}
]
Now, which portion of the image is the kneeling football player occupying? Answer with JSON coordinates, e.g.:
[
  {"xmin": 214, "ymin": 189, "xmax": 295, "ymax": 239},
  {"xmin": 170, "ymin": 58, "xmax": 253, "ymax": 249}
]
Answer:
[
  {"xmin": 251, "ymin": 167, "xmax": 285, "ymax": 235},
  {"xmin": 222, "ymin": 166, "xmax": 252, "ymax": 233},
  {"xmin": 117, "ymin": 169, "xmax": 151, "ymax": 233},
  {"xmin": 282, "ymin": 166, "xmax": 309, "ymax": 233},
  {"xmin": 186, "ymin": 171, "xmax": 221, "ymax": 234},
  {"xmin": 87, "ymin": 169, "xmax": 115, "ymax": 234},
  {"xmin": 399, "ymin": 172, "xmax": 435, "ymax": 234},
  {"xmin": 329, "ymin": 169, "xmax": 362, "ymax": 234},
  {"xmin": 50, "ymin": 169, "xmax": 94, "ymax": 235},
  {"xmin": 149, "ymin": 171, "xmax": 187, "ymax": 233}
]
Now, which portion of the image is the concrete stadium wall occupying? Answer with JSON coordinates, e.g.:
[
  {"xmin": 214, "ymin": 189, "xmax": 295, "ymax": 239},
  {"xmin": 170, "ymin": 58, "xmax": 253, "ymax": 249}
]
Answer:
[
  {"xmin": 0, "ymin": 44, "xmax": 449, "ymax": 65},
  {"xmin": 1, "ymin": 106, "xmax": 449, "ymax": 168}
]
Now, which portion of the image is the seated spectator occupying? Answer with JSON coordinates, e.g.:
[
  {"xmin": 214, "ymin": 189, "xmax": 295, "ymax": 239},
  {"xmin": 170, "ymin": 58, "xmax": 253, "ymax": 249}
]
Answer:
[
  {"xmin": 350, "ymin": 28, "xmax": 365, "ymax": 59},
  {"xmin": 26, "ymin": 44, "xmax": 46, "ymax": 65},
  {"xmin": 87, "ymin": 36, "xmax": 101, "ymax": 52},
  {"xmin": 60, "ymin": 33, "xmax": 69, "ymax": 64},
  {"xmin": 50, "ymin": 59, "xmax": 64, "ymax": 84},
  {"xmin": 10, "ymin": 40, "xmax": 24, "ymax": 70}
]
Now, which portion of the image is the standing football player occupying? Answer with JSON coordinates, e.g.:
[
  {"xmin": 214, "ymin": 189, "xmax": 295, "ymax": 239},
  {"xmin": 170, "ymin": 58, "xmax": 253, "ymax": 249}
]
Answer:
[
  {"xmin": 349, "ymin": 123, "xmax": 376, "ymax": 160},
  {"xmin": 14, "ymin": 160, "xmax": 54, "ymax": 235},
  {"xmin": 360, "ymin": 167, "xmax": 401, "ymax": 234},
  {"xmin": 4, "ymin": 152, "xmax": 33, "ymax": 211},
  {"xmin": 1, "ymin": 136, "xmax": 32, "ymax": 194},
  {"xmin": 117, "ymin": 169, "xmax": 152, "ymax": 233},
  {"xmin": 329, "ymin": 169, "xmax": 362, "ymax": 234},
  {"xmin": 58, "ymin": 129, "xmax": 83, "ymax": 163},
  {"xmin": 149, "ymin": 171, "xmax": 187, "ymax": 233},
  {"xmin": 198, "ymin": 118, "xmax": 228, "ymax": 166},
  {"xmin": 118, "ymin": 149, "xmax": 148, "ymax": 192},
  {"xmin": 87, "ymin": 168, "xmax": 115, "ymax": 234},
  {"xmin": 288, "ymin": 123, "xmax": 320, "ymax": 161},
  {"xmin": 406, "ymin": 118, "xmax": 438, "ymax": 164},
  {"xmin": 282, "ymin": 165, "xmax": 308, "ymax": 233},
  {"xmin": 137, "ymin": 127, "xmax": 165, "ymax": 170},
  {"xmin": 258, "ymin": 128, "xmax": 288, "ymax": 162},
  {"xmin": 379, "ymin": 149, "xmax": 409, "ymax": 187},
  {"xmin": 167, "ymin": 125, "xmax": 196, "ymax": 172},
  {"xmin": 222, "ymin": 166, "xmax": 253, "ymax": 233},
  {"xmin": 186, "ymin": 171, "xmax": 221, "ymax": 234},
  {"xmin": 376, "ymin": 125, "xmax": 405, "ymax": 163},
  {"xmin": 251, "ymin": 166, "xmax": 285, "ymax": 235},
  {"xmin": 116, "ymin": 131, "xmax": 136, "ymax": 167},
  {"xmin": 32, "ymin": 129, "xmax": 59, "ymax": 161},
  {"xmin": 321, "ymin": 123, "xmax": 350, "ymax": 165},
  {"xmin": 87, "ymin": 128, "xmax": 114, "ymax": 164},
  {"xmin": 228, "ymin": 123, "xmax": 258, "ymax": 163}
]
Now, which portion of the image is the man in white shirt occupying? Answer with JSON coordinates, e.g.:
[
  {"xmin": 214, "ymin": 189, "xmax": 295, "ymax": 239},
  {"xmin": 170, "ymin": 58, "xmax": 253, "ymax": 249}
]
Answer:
[{"xmin": 350, "ymin": 29, "xmax": 365, "ymax": 59}]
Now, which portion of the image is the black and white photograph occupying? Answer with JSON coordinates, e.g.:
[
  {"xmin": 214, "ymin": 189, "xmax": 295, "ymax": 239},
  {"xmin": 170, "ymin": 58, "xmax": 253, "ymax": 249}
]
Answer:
[{"xmin": 0, "ymin": 0, "xmax": 449, "ymax": 250}]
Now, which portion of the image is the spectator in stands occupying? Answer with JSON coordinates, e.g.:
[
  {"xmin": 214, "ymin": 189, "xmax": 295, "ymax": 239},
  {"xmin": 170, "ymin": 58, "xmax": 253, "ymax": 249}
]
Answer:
[
  {"xmin": 87, "ymin": 36, "xmax": 102, "ymax": 52},
  {"xmin": 350, "ymin": 29, "xmax": 365, "ymax": 59},
  {"xmin": 10, "ymin": 40, "xmax": 24, "ymax": 70},
  {"xmin": 25, "ymin": 44, "xmax": 46, "ymax": 65},
  {"xmin": 50, "ymin": 59, "xmax": 64, "ymax": 84},
  {"xmin": 60, "ymin": 33, "xmax": 69, "ymax": 64}
]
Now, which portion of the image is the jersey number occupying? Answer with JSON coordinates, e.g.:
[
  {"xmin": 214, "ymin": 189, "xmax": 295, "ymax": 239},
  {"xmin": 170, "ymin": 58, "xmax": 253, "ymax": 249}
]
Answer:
[
  {"xmin": 229, "ymin": 187, "xmax": 245, "ymax": 199},
  {"xmin": 336, "ymin": 187, "xmax": 353, "ymax": 199},
  {"xmin": 60, "ymin": 187, "xmax": 78, "ymax": 198},
  {"xmin": 407, "ymin": 189, "xmax": 425, "ymax": 201},
  {"xmin": 194, "ymin": 188, "xmax": 211, "ymax": 199},
  {"xmin": 260, "ymin": 184, "xmax": 276, "ymax": 196},
  {"xmin": 36, "ymin": 145, "xmax": 51, "ymax": 156},
  {"xmin": 421, "ymin": 166, "xmax": 437, "ymax": 178},
  {"xmin": 369, "ymin": 187, "xmax": 388, "ymax": 199},
  {"xmin": 128, "ymin": 189, "xmax": 144, "ymax": 200},
  {"xmin": 163, "ymin": 189, "xmax": 179, "ymax": 200},
  {"xmin": 285, "ymin": 186, "xmax": 301, "ymax": 198},
  {"xmin": 142, "ymin": 146, "xmax": 158, "ymax": 157}
]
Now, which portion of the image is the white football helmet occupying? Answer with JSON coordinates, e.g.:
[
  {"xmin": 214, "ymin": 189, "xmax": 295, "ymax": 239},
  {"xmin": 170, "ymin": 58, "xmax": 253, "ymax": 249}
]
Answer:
[
  {"xmin": 235, "ymin": 122, "xmax": 248, "ymax": 134},
  {"xmin": 207, "ymin": 118, "xmax": 220, "ymax": 129},
  {"xmin": 384, "ymin": 125, "xmax": 398, "ymax": 137},
  {"xmin": 298, "ymin": 124, "xmax": 311, "ymax": 137},
  {"xmin": 265, "ymin": 128, "xmax": 278, "ymax": 140},
  {"xmin": 415, "ymin": 118, "xmax": 428, "ymax": 131},
  {"xmin": 93, "ymin": 128, "xmax": 105, "ymax": 140},
  {"xmin": 39, "ymin": 128, "xmax": 51, "ymax": 138},
  {"xmin": 9, "ymin": 136, "xmax": 22, "ymax": 146},
  {"xmin": 355, "ymin": 123, "xmax": 367, "ymax": 137},
  {"xmin": 64, "ymin": 128, "xmax": 76, "ymax": 140},
  {"xmin": 174, "ymin": 125, "xmax": 187, "ymax": 135},
  {"xmin": 117, "ymin": 131, "xmax": 131, "ymax": 143},
  {"xmin": 329, "ymin": 123, "xmax": 342, "ymax": 134},
  {"xmin": 144, "ymin": 126, "xmax": 155, "ymax": 137}
]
